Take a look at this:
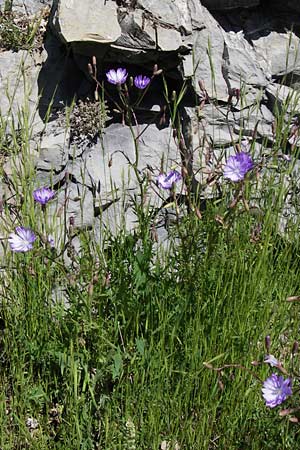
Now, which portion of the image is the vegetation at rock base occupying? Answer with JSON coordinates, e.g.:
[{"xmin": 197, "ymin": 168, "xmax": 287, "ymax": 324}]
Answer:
[
  {"xmin": 0, "ymin": 7, "xmax": 49, "ymax": 52},
  {"xmin": 0, "ymin": 6, "xmax": 300, "ymax": 450}
]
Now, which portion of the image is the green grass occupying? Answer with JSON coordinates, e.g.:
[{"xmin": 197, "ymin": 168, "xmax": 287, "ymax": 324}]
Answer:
[{"xmin": 0, "ymin": 55, "xmax": 300, "ymax": 450}]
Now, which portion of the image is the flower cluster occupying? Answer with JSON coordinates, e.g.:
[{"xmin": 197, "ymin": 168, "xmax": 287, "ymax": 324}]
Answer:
[
  {"xmin": 8, "ymin": 186, "xmax": 56, "ymax": 253},
  {"xmin": 106, "ymin": 68, "xmax": 150, "ymax": 90},
  {"xmin": 223, "ymin": 151, "xmax": 254, "ymax": 182}
]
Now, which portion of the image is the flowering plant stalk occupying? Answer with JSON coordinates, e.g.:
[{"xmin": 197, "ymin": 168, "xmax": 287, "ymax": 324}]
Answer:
[
  {"xmin": 204, "ymin": 334, "xmax": 300, "ymax": 423},
  {"xmin": 88, "ymin": 57, "xmax": 165, "ymax": 238}
]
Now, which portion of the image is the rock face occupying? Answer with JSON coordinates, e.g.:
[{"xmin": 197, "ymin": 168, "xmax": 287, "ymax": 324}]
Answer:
[
  {"xmin": 0, "ymin": 0, "xmax": 51, "ymax": 14},
  {"xmin": 52, "ymin": 0, "xmax": 200, "ymax": 53},
  {"xmin": 52, "ymin": 0, "xmax": 121, "ymax": 44},
  {"xmin": 0, "ymin": 0, "xmax": 300, "ymax": 248},
  {"xmin": 201, "ymin": 0, "xmax": 259, "ymax": 9}
]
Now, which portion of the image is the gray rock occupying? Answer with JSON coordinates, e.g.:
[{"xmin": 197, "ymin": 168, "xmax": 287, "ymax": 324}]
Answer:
[
  {"xmin": 69, "ymin": 122, "xmax": 180, "ymax": 194},
  {"xmin": 252, "ymin": 32, "xmax": 300, "ymax": 79},
  {"xmin": 192, "ymin": 6, "xmax": 228, "ymax": 100},
  {"xmin": 0, "ymin": 50, "xmax": 42, "ymax": 120},
  {"xmin": 266, "ymin": 83, "xmax": 300, "ymax": 115},
  {"xmin": 52, "ymin": 0, "xmax": 198, "ymax": 55},
  {"xmin": 52, "ymin": 0, "xmax": 120, "ymax": 44},
  {"xmin": 0, "ymin": 0, "xmax": 51, "ymax": 14},
  {"xmin": 201, "ymin": 0, "xmax": 259, "ymax": 10}
]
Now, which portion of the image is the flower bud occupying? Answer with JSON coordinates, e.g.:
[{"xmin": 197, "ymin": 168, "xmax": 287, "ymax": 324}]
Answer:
[
  {"xmin": 198, "ymin": 79, "xmax": 206, "ymax": 92},
  {"xmin": 292, "ymin": 341, "xmax": 299, "ymax": 355},
  {"xmin": 265, "ymin": 335, "xmax": 271, "ymax": 353}
]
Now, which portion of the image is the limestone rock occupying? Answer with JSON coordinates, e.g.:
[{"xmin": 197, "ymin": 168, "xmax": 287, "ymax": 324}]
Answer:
[
  {"xmin": 201, "ymin": 0, "xmax": 259, "ymax": 10},
  {"xmin": 253, "ymin": 32, "xmax": 300, "ymax": 79},
  {"xmin": 51, "ymin": 0, "xmax": 121, "ymax": 44},
  {"xmin": 266, "ymin": 83, "xmax": 300, "ymax": 115},
  {"xmin": 0, "ymin": 0, "xmax": 51, "ymax": 14}
]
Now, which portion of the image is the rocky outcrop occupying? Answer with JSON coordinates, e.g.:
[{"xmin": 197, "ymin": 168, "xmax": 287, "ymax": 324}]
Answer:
[{"xmin": 0, "ymin": 0, "xmax": 300, "ymax": 248}]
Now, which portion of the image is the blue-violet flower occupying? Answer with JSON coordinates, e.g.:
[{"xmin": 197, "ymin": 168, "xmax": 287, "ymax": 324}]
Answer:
[
  {"xmin": 8, "ymin": 226, "xmax": 36, "ymax": 252},
  {"xmin": 264, "ymin": 354, "xmax": 280, "ymax": 368},
  {"xmin": 157, "ymin": 170, "xmax": 182, "ymax": 189},
  {"xmin": 223, "ymin": 151, "xmax": 254, "ymax": 182},
  {"xmin": 134, "ymin": 75, "xmax": 151, "ymax": 89},
  {"xmin": 33, "ymin": 187, "xmax": 55, "ymax": 205},
  {"xmin": 262, "ymin": 373, "xmax": 292, "ymax": 408},
  {"xmin": 106, "ymin": 68, "xmax": 128, "ymax": 85}
]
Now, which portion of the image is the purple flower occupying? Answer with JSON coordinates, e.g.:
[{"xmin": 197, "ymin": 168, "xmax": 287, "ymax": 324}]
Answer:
[
  {"xmin": 223, "ymin": 151, "xmax": 254, "ymax": 182},
  {"xmin": 8, "ymin": 226, "xmax": 36, "ymax": 252},
  {"xmin": 47, "ymin": 235, "xmax": 55, "ymax": 248},
  {"xmin": 157, "ymin": 170, "xmax": 182, "ymax": 189},
  {"xmin": 262, "ymin": 373, "xmax": 292, "ymax": 408},
  {"xmin": 106, "ymin": 68, "xmax": 128, "ymax": 85},
  {"xmin": 33, "ymin": 187, "xmax": 55, "ymax": 205},
  {"xmin": 264, "ymin": 354, "xmax": 280, "ymax": 367},
  {"xmin": 134, "ymin": 75, "xmax": 151, "ymax": 90}
]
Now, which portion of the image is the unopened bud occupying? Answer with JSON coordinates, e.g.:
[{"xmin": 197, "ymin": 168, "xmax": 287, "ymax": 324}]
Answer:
[
  {"xmin": 286, "ymin": 295, "xmax": 300, "ymax": 302},
  {"xmin": 150, "ymin": 225, "xmax": 158, "ymax": 242},
  {"xmin": 195, "ymin": 207, "xmax": 202, "ymax": 220},
  {"xmin": 203, "ymin": 362, "xmax": 213, "ymax": 369},
  {"xmin": 251, "ymin": 360, "xmax": 260, "ymax": 366},
  {"xmin": 129, "ymin": 76, "xmax": 133, "ymax": 87},
  {"xmin": 181, "ymin": 166, "xmax": 188, "ymax": 178},
  {"xmin": 88, "ymin": 64, "xmax": 93, "ymax": 76},
  {"xmin": 171, "ymin": 90, "xmax": 177, "ymax": 102},
  {"xmin": 92, "ymin": 55, "xmax": 97, "ymax": 67},
  {"xmin": 94, "ymin": 90, "xmax": 99, "ymax": 101},
  {"xmin": 103, "ymin": 271, "xmax": 111, "ymax": 287},
  {"xmin": 88, "ymin": 282, "xmax": 94, "ymax": 297},
  {"xmin": 265, "ymin": 335, "xmax": 271, "ymax": 353},
  {"xmin": 153, "ymin": 64, "xmax": 163, "ymax": 76},
  {"xmin": 292, "ymin": 341, "xmax": 299, "ymax": 355},
  {"xmin": 198, "ymin": 79, "xmax": 206, "ymax": 92},
  {"xmin": 233, "ymin": 88, "xmax": 240, "ymax": 101}
]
